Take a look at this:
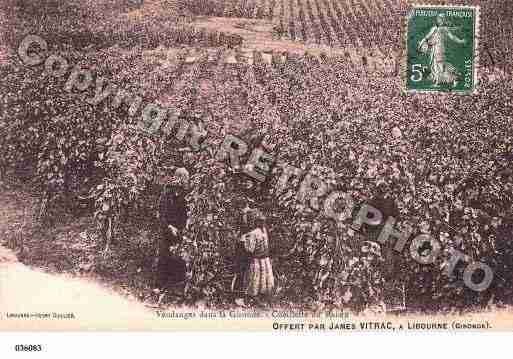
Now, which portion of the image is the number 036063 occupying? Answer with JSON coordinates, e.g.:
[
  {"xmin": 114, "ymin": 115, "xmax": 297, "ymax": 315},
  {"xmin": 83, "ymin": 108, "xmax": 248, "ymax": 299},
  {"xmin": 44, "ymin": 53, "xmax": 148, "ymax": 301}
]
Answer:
[{"xmin": 14, "ymin": 344, "xmax": 42, "ymax": 352}]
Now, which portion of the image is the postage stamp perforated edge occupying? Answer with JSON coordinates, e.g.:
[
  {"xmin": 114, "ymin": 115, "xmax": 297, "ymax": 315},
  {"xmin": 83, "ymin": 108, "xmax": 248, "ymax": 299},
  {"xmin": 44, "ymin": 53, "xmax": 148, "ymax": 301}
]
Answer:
[{"xmin": 401, "ymin": 4, "xmax": 481, "ymax": 96}]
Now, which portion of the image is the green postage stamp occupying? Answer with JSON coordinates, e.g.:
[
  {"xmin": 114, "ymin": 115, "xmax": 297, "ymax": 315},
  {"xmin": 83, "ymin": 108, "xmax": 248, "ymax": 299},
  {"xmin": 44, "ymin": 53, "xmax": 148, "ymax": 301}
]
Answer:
[{"xmin": 405, "ymin": 5, "xmax": 480, "ymax": 94}]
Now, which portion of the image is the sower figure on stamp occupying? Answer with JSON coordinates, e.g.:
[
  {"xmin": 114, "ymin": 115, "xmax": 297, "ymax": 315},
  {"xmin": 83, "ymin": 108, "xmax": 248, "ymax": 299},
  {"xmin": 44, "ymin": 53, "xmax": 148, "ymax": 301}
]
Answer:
[
  {"xmin": 233, "ymin": 208, "xmax": 275, "ymax": 307},
  {"xmin": 156, "ymin": 167, "xmax": 189, "ymax": 292},
  {"xmin": 418, "ymin": 14, "xmax": 467, "ymax": 88}
]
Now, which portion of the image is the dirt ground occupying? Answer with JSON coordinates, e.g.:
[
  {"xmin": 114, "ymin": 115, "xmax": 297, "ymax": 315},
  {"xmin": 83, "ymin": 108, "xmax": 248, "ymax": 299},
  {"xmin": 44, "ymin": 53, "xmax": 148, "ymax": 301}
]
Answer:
[
  {"xmin": 0, "ymin": 177, "xmax": 162, "ymax": 312},
  {"xmin": 0, "ymin": 183, "xmax": 156, "ymax": 330},
  {"xmin": 0, "ymin": 247, "xmax": 153, "ymax": 330}
]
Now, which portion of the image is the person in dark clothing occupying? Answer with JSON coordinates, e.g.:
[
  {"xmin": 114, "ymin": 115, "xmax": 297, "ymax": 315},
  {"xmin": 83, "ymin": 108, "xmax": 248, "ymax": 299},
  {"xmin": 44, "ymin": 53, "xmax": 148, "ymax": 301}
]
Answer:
[
  {"xmin": 156, "ymin": 167, "xmax": 189, "ymax": 290},
  {"xmin": 231, "ymin": 206, "xmax": 252, "ymax": 297}
]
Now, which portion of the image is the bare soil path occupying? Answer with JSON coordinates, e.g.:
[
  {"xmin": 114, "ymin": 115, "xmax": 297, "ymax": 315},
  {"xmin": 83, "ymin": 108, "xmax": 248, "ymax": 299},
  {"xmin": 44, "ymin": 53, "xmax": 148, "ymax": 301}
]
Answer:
[{"xmin": 0, "ymin": 183, "xmax": 152, "ymax": 330}]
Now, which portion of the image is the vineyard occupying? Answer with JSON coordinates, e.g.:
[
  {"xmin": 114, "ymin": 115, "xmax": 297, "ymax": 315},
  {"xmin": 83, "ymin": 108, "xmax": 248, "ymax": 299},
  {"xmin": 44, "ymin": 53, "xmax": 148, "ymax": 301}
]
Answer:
[
  {"xmin": 188, "ymin": 0, "xmax": 405, "ymax": 51},
  {"xmin": 187, "ymin": 0, "xmax": 512, "ymax": 64},
  {"xmin": 0, "ymin": 0, "xmax": 512, "ymax": 311}
]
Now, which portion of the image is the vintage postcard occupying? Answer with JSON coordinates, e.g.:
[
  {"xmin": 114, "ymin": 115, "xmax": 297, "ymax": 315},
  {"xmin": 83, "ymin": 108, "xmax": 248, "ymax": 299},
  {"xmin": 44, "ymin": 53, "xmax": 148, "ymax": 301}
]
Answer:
[{"xmin": 0, "ymin": 0, "xmax": 512, "ymax": 337}]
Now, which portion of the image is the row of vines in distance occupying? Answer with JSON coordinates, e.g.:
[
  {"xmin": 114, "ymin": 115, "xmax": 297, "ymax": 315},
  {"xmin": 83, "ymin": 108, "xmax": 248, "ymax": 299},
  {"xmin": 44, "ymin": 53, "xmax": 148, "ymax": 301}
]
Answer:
[{"xmin": 186, "ymin": 0, "xmax": 405, "ymax": 51}]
